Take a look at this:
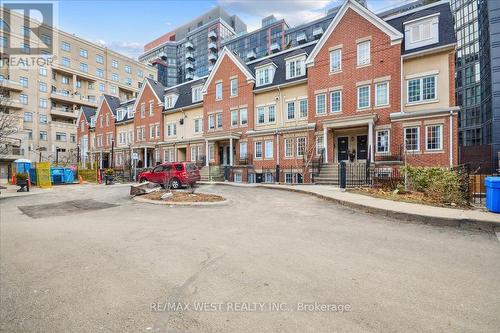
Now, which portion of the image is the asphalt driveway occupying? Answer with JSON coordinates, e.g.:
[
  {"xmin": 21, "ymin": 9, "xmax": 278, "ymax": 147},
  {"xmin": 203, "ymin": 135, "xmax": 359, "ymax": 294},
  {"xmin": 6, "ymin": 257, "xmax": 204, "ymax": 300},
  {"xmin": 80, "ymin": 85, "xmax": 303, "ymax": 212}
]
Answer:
[{"xmin": 1, "ymin": 184, "xmax": 499, "ymax": 332}]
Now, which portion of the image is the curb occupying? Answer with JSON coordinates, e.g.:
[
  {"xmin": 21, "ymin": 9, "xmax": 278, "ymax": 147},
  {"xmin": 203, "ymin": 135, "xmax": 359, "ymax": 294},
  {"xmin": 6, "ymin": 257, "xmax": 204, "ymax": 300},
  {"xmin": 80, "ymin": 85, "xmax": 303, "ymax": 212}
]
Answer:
[
  {"xmin": 199, "ymin": 182, "xmax": 500, "ymax": 232},
  {"xmin": 133, "ymin": 195, "xmax": 228, "ymax": 206}
]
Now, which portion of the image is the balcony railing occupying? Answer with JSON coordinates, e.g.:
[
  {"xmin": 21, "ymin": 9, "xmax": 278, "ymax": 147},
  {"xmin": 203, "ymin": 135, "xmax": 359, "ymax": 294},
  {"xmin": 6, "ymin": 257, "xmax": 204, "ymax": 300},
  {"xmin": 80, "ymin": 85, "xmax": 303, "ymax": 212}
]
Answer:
[
  {"xmin": 0, "ymin": 78, "xmax": 23, "ymax": 91},
  {"xmin": 208, "ymin": 42, "xmax": 217, "ymax": 50},
  {"xmin": 208, "ymin": 53, "xmax": 217, "ymax": 62},
  {"xmin": 185, "ymin": 41, "xmax": 194, "ymax": 50},
  {"xmin": 208, "ymin": 30, "xmax": 217, "ymax": 40},
  {"xmin": 270, "ymin": 42, "xmax": 281, "ymax": 53},
  {"xmin": 0, "ymin": 145, "xmax": 25, "ymax": 158},
  {"xmin": 247, "ymin": 51, "xmax": 256, "ymax": 60},
  {"xmin": 296, "ymin": 32, "xmax": 307, "ymax": 44},
  {"xmin": 185, "ymin": 52, "xmax": 194, "ymax": 61},
  {"xmin": 313, "ymin": 27, "xmax": 324, "ymax": 37}
]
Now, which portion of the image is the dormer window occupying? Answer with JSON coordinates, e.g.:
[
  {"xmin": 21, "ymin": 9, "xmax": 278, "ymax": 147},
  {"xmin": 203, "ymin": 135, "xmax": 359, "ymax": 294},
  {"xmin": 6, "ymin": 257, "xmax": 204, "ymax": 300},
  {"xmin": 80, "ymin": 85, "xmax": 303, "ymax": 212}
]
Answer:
[
  {"xmin": 165, "ymin": 94, "xmax": 178, "ymax": 109},
  {"xmin": 192, "ymin": 85, "xmax": 202, "ymax": 103},
  {"xmin": 404, "ymin": 14, "xmax": 439, "ymax": 51},
  {"xmin": 285, "ymin": 55, "xmax": 306, "ymax": 80},
  {"xmin": 256, "ymin": 66, "xmax": 275, "ymax": 87},
  {"xmin": 127, "ymin": 106, "xmax": 134, "ymax": 119}
]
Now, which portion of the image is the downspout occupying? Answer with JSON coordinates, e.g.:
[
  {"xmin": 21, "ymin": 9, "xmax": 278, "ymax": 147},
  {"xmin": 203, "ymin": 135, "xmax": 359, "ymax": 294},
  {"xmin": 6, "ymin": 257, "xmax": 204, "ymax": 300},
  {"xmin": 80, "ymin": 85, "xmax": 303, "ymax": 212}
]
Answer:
[
  {"xmin": 400, "ymin": 56, "xmax": 404, "ymax": 113},
  {"xmin": 449, "ymin": 110, "xmax": 453, "ymax": 168}
]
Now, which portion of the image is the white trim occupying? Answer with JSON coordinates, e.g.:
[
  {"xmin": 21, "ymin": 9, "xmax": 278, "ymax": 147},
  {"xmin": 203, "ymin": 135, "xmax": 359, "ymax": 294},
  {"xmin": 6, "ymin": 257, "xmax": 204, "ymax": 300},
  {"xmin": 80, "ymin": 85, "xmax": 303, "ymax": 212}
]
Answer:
[
  {"xmin": 131, "ymin": 79, "xmax": 163, "ymax": 114},
  {"xmin": 424, "ymin": 123, "xmax": 443, "ymax": 151},
  {"xmin": 375, "ymin": 129, "xmax": 390, "ymax": 154},
  {"xmin": 380, "ymin": 0, "xmax": 449, "ymax": 21},
  {"xmin": 306, "ymin": 0, "xmax": 403, "ymax": 66},
  {"xmin": 404, "ymin": 12, "xmax": 440, "ymax": 26},
  {"xmin": 404, "ymin": 126, "xmax": 420, "ymax": 152},
  {"xmin": 201, "ymin": 47, "xmax": 255, "ymax": 94},
  {"xmin": 374, "ymin": 81, "xmax": 389, "ymax": 107}
]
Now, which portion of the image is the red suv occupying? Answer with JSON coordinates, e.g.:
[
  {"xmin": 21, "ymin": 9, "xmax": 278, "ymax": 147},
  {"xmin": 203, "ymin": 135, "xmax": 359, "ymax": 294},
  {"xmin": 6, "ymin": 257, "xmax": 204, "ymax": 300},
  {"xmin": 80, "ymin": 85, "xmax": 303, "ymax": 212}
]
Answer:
[{"xmin": 138, "ymin": 162, "xmax": 200, "ymax": 189}]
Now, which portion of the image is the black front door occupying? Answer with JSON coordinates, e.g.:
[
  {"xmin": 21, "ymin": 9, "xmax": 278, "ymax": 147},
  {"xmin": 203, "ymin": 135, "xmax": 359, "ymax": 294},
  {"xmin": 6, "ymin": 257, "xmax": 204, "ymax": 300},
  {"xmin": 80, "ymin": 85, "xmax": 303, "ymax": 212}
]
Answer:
[
  {"xmin": 357, "ymin": 135, "xmax": 368, "ymax": 160},
  {"xmin": 337, "ymin": 137, "xmax": 349, "ymax": 161},
  {"xmin": 226, "ymin": 146, "xmax": 230, "ymax": 165},
  {"xmin": 219, "ymin": 146, "xmax": 224, "ymax": 165}
]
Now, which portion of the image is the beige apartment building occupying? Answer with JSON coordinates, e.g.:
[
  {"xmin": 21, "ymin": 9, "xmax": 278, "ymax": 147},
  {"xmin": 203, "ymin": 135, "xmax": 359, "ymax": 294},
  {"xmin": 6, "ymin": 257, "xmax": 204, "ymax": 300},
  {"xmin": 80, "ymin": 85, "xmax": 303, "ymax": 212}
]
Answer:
[{"xmin": 0, "ymin": 6, "xmax": 156, "ymax": 181}]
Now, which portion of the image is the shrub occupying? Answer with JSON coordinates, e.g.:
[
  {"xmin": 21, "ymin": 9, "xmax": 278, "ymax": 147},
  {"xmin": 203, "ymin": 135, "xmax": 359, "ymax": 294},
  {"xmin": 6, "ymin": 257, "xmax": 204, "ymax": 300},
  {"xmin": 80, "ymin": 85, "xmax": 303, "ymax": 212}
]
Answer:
[
  {"xmin": 402, "ymin": 165, "xmax": 466, "ymax": 205},
  {"xmin": 104, "ymin": 168, "xmax": 114, "ymax": 176},
  {"xmin": 16, "ymin": 172, "xmax": 28, "ymax": 181}
]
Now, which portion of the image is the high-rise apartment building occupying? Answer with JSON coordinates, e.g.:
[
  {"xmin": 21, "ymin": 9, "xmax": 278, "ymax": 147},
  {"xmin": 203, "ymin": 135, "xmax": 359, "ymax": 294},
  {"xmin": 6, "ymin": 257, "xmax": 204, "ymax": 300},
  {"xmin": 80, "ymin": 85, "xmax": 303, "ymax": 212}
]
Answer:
[{"xmin": 0, "ymin": 6, "xmax": 156, "ymax": 180}]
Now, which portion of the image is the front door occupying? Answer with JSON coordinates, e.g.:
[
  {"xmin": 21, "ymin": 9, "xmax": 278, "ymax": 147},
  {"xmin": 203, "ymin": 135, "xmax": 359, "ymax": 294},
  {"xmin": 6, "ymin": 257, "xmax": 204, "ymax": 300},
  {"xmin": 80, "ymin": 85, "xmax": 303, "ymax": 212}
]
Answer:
[
  {"xmin": 337, "ymin": 137, "xmax": 349, "ymax": 162},
  {"xmin": 226, "ymin": 146, "xmax": 230, "ymax": 165},
  {"xmin": 357, "ymin": 135, "xmax": 367, "ymax": 160}
]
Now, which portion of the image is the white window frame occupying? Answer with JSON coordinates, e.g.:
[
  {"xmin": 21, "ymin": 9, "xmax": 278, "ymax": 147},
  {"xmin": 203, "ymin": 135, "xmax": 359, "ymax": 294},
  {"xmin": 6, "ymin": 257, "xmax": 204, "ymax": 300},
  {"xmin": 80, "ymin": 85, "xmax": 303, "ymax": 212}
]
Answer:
[
  {"xmin": 376, "ymin": 129, "xmax": 390, "ymax": 153},
  {"xmin": 316, "ymin": 94, "xmax": 326, "ymax": 115},
  {"xmin": 254, "ymin": 141, "xmax": 262, "ymax": 159},
  {"xmin": 240, "ymin": 108, "xmax": 248, "ymax": 126},
  {"xmin": 375, "ymin": 82, "xmax": 389, "ymax": 107},
  {"xmin": 357, "ymin": 85, "xmax": 370, "ymax": 109},
  {"xmin": 425, "ymin": 124, "xmax": 443, "ymax": 151},
  {"xmin": 239, "ymin": 142, "xmax": 247, "ymax": 159},
  {"xmin": 284, "ymin": 138, "xmax": 293, "ymax": 158},
  {"xmin": 330, "ymin": 90, "xmax": 342, "ymax": 113},
  {"xmin": 215, "ymin": 82, "xmax": 222, "ymax": 100},
  {"xmin": 357, "ymin": 40, "xmax": 371, "ymax": 66},
  {"xmin": 407, "ymin": 75, "xmax": 437, "ymax": 104},
  {"xmin": 404, "ymin": 127, "xmax": 420, "ymax": 152},
  {"xmin": 231, "ymin": 110, "xmax": 238, "ymax": 127},
  {"xmin": 296, "ymin": 137, "xmax": 306, "ymax": 157},
  {"xmin": 230, "ymin": 78, "xmax": 238, "ymax": 97},
  {"xmin": 264, "ymin": 140, "xmax": 273, "ymax": 159},
  {"xmin": 286, "ymin": 56, "xmax": 305, "ymax": 79},
  {"xmin": 329, "ymin": 48, "xmax": 342, "ymax": 73}
]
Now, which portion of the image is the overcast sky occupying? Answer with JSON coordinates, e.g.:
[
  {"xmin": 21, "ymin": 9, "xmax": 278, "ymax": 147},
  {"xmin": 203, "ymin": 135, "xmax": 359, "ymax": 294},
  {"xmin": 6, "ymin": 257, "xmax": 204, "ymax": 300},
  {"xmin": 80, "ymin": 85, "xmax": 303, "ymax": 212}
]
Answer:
[{"xmin": 54, "ymin": 0, "xmax": 412, "ymax": 59}]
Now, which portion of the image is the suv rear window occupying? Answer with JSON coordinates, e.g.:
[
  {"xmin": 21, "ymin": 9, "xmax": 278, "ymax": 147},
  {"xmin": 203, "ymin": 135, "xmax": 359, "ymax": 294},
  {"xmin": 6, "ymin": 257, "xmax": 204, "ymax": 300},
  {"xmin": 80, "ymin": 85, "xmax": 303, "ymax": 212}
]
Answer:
[
  {"xmin": 174, "ymin": 164, "xmax": 184, "ymax": 171},
  {"xmin": 186, "ymin": 163, "xmax": 197, "ymax": 172}
]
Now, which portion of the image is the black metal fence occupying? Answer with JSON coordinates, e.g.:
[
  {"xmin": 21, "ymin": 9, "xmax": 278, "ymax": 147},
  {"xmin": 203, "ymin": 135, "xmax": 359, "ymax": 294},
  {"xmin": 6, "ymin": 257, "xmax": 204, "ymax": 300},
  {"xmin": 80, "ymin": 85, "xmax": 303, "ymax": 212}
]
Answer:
[{"xmin": 453, "ymin": 162, "xmax": 499, "ymax": 206}]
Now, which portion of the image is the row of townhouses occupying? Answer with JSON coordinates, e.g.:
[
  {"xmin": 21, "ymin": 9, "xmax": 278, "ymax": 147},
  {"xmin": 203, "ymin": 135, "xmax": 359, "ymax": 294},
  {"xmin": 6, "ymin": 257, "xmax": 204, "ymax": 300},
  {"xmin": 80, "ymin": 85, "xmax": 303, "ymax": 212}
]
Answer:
[
  {"xmin": 0, "ymin": 5, "xmax": 157, "ymax": 182},
  {"xmin": 78, "ymin": 0, "xmax": 458, "ymax": 183}
]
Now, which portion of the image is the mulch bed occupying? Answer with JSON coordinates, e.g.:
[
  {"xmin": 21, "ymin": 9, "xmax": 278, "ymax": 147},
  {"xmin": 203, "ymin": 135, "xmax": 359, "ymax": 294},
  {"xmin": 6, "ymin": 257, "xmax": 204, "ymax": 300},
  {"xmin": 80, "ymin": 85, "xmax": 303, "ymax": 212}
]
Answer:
[
  {"xmin": 142, "ymin": 190, "xmax": 224, "ymax": 203},
  {"xmin": 350, "ymin": 187, "xmax": 469, "ymax": 209}
]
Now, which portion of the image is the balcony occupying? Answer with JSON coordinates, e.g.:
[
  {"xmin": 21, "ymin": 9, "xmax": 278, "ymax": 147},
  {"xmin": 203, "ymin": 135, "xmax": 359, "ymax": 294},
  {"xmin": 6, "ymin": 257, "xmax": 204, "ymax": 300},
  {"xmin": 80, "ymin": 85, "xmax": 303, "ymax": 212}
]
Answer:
[
  {"xmin": 0, "ymin": 78, "xmax": 23, "ymax": 91},
  {"xmin": 50, "ymin": 91, "xmax": 97, "ymax": 107},
  {"xmin": 296, "ymin": 32, "xmax": 307, "ymax": 44},
  {"xmin": 185, "ymin": 41, "xmax": 194, "ymax": 50},
  {"xmin": 185, "ymin": 62, "xmax": 194, "ymax": 71},
  {"xmin": 185, "ymin": 52, "xmax": 194, "ymax": 61},
  {"xmin": 0, "ymin": 145, "xmax": 25, "ymax": 161},
  {"xmin": 185, "ymin": 72, "xmax": 194, "ymax": 80},
  {"xmin": 50, "ymin": 107, "xmax": 78, "ymax": 119},
  {"xmin": 313, "ymin": 27, "xmax": 324, "ymax": 38},
  {"xmin": 208, "ymin": 53, "xmax": 217, "ymax": 62},
  {"xmin": 4, "ymin": 98, "xmax": 23, "ymax": 109},
  {"xmin": 208, "ymin": 41, "xmax": 217, "ymax": 51},
  {"xmin": 247, "ymin": 51, "xmax": 256, "ymax": 60},
  {"xmin": 208, "ymin": 30, "xmax": 217, "ymax": 40},
  {"xmin": 52, "ymin": 63, "xmax": 96, "ymax": 82},
  {"xmin": 270, "ymin": 42, "xmax": 281, "ymax": 53},
  {"xmin": 158, "ymin": 51, "xmax": 168, "ymax": 60}
]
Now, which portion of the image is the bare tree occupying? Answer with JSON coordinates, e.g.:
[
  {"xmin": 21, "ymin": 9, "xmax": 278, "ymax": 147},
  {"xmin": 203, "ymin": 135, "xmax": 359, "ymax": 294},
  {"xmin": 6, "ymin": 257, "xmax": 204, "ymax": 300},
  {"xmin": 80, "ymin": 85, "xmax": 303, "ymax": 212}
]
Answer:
[{"xmin": 0, "ymin": 91, "xmax": 21, "ymax": 146}]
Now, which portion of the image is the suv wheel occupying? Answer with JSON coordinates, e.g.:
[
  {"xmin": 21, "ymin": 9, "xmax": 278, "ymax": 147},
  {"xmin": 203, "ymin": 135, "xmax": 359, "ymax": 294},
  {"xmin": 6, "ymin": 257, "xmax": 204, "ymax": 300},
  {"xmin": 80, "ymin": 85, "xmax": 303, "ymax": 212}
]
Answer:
[
  {"xmin": 170, "ymin": 178, "xmax": 181, "ymax": 189},
  {"xmin": 139, "ymin": 178, "xmax": 147, "ymax": 183}
]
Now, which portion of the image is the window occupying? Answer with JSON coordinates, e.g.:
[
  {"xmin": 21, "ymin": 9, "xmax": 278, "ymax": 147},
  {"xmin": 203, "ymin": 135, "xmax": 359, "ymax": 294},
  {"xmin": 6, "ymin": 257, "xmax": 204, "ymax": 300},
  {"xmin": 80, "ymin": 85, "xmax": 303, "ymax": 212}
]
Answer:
[
  {"xmin": 256, "ymin": 66, "xmax": 273, "ymax": 86},
  {"xmin": 376, "ymin": 130, "xmax": 389, "ymax": 153},
  {"xmin": 62, "ymin": 57, "xmax": 70, "ymax": 67},
  {"xmin": 216, "ymin": 113, "xmax": 223, "ymax": 128},
  {"xmin": 316, "ymin": 135, "xmax": 324, "ymax": 155},
  {"xmin": 240, "ymin": 142, "xmax": 247, "ymax": 159},
  {"xmin": 140, "ymin": 104, "xmax": 145, "ymax": 118},
  {"xmin": 410, "ymin": 21, "xmax": 432, "ymax": 43},
  {"xmin": 96, "ymin": 68, "xmax": 104, "ymax": 78},
  {"xmin": 76, "ymin": 80, "xmax": 82, "ymax": 88},
  {"xmin": 61, "ymin": 76, "xmax": 70, "ymax": 84},
  {"xmin": 20, "ymin": 94, "xmax": 28, "ymax": 104},
  {"xmin": 254, "ymin": 141, "xmax": 262, "ymax": 159},
  {"xmin": 99, "ymin": 83, "xmax": 105, "ymax": 92},
  {"xmin": 24, "ymin": 112, "xmax": 33, "ymax": 122},
  {"xmin": 106, "ymin": 113, "xmax": 109, "ymax": 126},
  {"xmin": 38, "ymin": 82, "xmax": 47, "ymax": 92},
  {"xmin": 285, "ymin": 173, "xmax": 294, "ymax": 184},
  {"xmin": 231, "ymin": 110, "xmax": 238, "ymax": 126},
  {"xmin": 357, "ymin": 85, "xmax": 370, "ymax": 109},
  {"xmin": 268, "ymin": 105, "xmax": 276, "ymax": 123},
  {"xmin": 299, "ymin": 99, "xmax": 308, "ymax": 118},
  {"xmin": 208, "ymin": 114, "xmax": 215, "ymax": 129},
  {"xmin": 41, "ymin": 34, "xmax": 51, "ymax": 46},
  {"xmin": 96, "ymin": 54, "xmax": 103, "ymax": 64},
  {"xmin": 61, "ymin": 42, "xmax": 71, "ymax": 52},
  {"xmin": 286, "ymin": 56, "xmax": 305, "ymax": 79},
  {"xmin": 21, "ymin": 43, "xmax": 29, "ymax": 54},
  {"xmin": 79, "ymin": 49, "xmax": 88, "ymax": 58},
  {"xmin": 230, "ymin": 78, "xmax": 238, "ymax": 96},
  {"xmin": 296, "ymin": 137, "xmax": 306, "ymax": 156},
  {"xmin": 39, "ymin": 131, "xmax": 47, "ymax": 141},
  {"xmin": 149, "ymin": 102, "xmax": 154, "ymax": 116},
  {"xmin": 330, "ymin": 49, "xmax": 341, "ymax": 72},
  {"xmin": 56, "ymin": 132, "xmax": 67, "ymax": 141},
  {"xmin": 19, "ymin": 77, "xmax": 28, "ymax": 87},
  {"xmin": 112, "ymin": 73, "xmax": 119, "ymax": 82},
  {"xmin": 110, "ymin": 85, "xmax": 117, "ymax": 94},
  {"xmin": 190, "ymin": 147, "xmax": 196, "ymax": 162},
  {"xmin": 405, "ymin": 127, "xmax": 419, "ymax": 151},
  {"xmin": 287, "ymin": 102, "xmax": 295, "ymax": 120},
  {"xmin": 125, "ymin": 78, "xmax": 132, "ymax": 86},
  {"xmin": 112, "ymin": 60, "xmax": 118, "ymax": 69},
  {"xmin": 39, "ymin": 114, "xmax": 47, "ymax": 124},
  {"xmin": 215, "ymin": 82, "xmax": 222, "ymax": 100},
  {"xmin": 149, "ymin": 125, "xmax": 155, "ymax": 139},
  {"xmin": 240, "ymin": 108, "xmax": 247, "ymax": 126},
  {"xmin": 192, "ymin": 86, "xmax": 202, "ymax": 102},
  {"xmin": 21, "ymin": 25, "xmax": 30, "ymax": 37},
  {"xmin": 39, "ymin": 98, "xmax": 47, "ymax": 109},
  {"xmin": 234, "ymin": 172, "xmax": 242, "ymax": 183},
  {"xmin": 357, "ymin": 40, "xmax": 370, "ymax": 66},
  {"xmin": 165, "ymin": 95, "xmax": 177, "ymax": 109},
  {"xmin": 265, "ymin": 140, "xmax": 273, "ymax": 159},
  {"xmin": 209, "ymin": 144, "xmax": 215, "ymax": 161},
  {"xmin": 426, "ymin": 125, "xmax": 442, "ymax": 150},
  {"xmin": 408, "ymin": 75, "xmax": 436, "ymax": 103},
  {"xmin": 316, "ymin": 94, "xmax": 326, "ymax": 115},
  {"xmin": 194, "ymin": 118, "xmax": 202, "ymax": 133},
  {"xmin": 156, "ymin": 124, "xmax": 160, "ymax": 138},
  {"xmin": 137, "ymin": 70, "xmax": 144, "ymax": 78},
  {"xmin": 330, "ymin": 91, "xmax": 341, "ymax": 113},
  {"xmin": 26, "ymin": 129, "xmax": 33, "ymax": 140},
  {"xmin": 39, "ymin": 66, "xmax": 47, "ymax": 76},
  {"xmin": 284, "ymin": 138, "xmax": 293, "ymax": 157},
  {"xmin": 375, "ymin": 82, "xmax": 389, "ymax": 107},
  {"xmin": 257, "ymin": 107, "xmax": 265, "ymax": 124},
  {"xmin": 125, "ymin": 65, "xmax": 131, "ymax": 74}
]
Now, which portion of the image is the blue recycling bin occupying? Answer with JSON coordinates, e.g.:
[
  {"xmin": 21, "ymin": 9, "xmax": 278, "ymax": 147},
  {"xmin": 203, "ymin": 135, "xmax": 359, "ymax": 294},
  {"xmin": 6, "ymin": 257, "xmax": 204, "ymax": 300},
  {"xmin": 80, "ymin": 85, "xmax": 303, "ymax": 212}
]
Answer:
[{"xmin": 485, "ymin": 177, "xmax": 500, "ymax": 213}]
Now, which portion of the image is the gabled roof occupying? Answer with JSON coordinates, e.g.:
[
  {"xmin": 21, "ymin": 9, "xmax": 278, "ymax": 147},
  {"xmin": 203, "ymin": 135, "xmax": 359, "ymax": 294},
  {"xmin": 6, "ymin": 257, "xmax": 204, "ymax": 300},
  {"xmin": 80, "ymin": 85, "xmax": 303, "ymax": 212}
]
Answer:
[
  {"xmin": 115, "ymin": 99, "xmax": 136, "ymax": 124},
  {"xmin": 164, "ymin": 77, "xmax": 207, "ymax": 112},
  {"xmin": 132, "ymin": 77, "xmax": 166, "ymax": 114},
  {"xmin": 81, "ymin": 106, "xmax": 96, "ymax": 123},
  {"xmin": 306, "ymin": 0, "xmax": 403, "ymax": 66},
  {"xmin": 385, "ymin": 2, "xmax": 455, "ymax": 55},
  {"xmin": 201, "ymin": 47, "xmax": 255, "ymax": 94},
  {"xmin": 94, "ymin": 94, "xmax": 121, "ymax": 121}
]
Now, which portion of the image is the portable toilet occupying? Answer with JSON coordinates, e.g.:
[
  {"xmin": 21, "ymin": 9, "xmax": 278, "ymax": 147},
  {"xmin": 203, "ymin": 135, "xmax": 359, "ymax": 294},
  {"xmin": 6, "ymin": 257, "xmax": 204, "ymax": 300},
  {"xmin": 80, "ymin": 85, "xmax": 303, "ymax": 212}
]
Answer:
[{"xmin": 13, "ymin": 159, "xmax": 31, "ymax": 174}]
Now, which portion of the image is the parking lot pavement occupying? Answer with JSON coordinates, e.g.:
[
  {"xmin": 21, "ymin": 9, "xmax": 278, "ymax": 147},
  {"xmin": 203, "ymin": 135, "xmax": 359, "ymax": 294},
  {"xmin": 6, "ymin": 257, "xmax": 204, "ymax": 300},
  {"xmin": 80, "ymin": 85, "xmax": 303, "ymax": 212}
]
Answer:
[{"xmin": 1, "ymin": 184, "xmax": 500, "ymax": 332}]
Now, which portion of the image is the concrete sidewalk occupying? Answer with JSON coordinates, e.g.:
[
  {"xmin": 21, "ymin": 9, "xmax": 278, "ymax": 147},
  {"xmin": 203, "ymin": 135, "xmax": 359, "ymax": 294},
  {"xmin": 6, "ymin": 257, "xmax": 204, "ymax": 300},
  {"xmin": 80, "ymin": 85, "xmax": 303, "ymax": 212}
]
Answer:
[
  {"xmin": 0, "ymin": 184, "xmax": 51, "ymax": 199},
  {"xmin": 199, "ymin": 181, "xmax": 500, "ymax": 230}
]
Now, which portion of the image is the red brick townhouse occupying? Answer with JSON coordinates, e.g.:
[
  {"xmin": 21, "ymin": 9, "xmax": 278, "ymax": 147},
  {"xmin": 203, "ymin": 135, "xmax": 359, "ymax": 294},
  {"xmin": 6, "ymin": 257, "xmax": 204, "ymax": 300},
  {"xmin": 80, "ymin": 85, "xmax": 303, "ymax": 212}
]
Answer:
[
  {"xmin": 92, "ymin": 95, "xmax": 121, "ymax": 168},
  {"xmin": 76, "ymin": 106, "xmax": 96, "ymax": 166},
  {"xmin": 78, "ymin": 0, "xmax": 458, "ymax": 185},
  {"xmin": 306, "ymin": 0, "xmax": 458, "ymax": 170}
]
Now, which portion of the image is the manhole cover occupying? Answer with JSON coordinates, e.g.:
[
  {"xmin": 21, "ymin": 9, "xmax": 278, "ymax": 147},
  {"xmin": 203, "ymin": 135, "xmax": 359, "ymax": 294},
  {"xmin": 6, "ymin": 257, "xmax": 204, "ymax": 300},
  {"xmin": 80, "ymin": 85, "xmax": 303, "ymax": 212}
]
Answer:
[{"xmin": 18, "ymin": 199, "xmax": 118, "ymax": 219}]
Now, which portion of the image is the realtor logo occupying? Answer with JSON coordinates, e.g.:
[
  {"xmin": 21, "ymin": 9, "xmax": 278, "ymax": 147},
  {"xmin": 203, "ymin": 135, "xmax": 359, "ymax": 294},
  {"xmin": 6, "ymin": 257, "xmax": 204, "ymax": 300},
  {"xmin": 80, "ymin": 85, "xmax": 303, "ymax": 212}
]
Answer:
[{"xmin": 1, "ymin": 2, "xmax": 54, "ymax": 55}]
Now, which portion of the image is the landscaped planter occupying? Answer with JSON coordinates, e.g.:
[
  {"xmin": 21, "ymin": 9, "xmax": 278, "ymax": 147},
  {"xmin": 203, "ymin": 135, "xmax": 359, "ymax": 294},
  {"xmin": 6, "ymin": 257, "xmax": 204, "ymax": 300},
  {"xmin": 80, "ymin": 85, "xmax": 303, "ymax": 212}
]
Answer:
[{"xmin": 16, "ymin": 179, "xmax": 29, "ymax": 192}]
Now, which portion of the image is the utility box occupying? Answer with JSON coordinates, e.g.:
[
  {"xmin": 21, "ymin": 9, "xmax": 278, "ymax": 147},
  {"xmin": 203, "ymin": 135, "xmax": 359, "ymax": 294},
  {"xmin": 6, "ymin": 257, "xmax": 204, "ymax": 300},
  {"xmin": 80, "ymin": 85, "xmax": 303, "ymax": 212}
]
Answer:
[{"xmin": 485, "ymin": 177, "xmax": 500, "ymax": 213}]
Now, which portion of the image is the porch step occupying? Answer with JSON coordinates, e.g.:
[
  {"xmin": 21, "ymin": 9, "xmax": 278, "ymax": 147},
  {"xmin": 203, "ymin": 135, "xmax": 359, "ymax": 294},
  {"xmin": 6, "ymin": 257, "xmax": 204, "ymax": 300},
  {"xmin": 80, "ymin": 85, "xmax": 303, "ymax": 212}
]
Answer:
[{"xmin": 200, "ymin": 166, "xmax": 224, "ymax": 182}]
